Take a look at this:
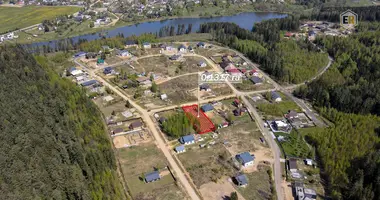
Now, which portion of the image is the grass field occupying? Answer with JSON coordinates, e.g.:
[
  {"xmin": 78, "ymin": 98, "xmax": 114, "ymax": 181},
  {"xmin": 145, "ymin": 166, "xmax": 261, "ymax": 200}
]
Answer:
[
  {"xmin": 274, "ymin": 131, "xmax": 312, "ymax": 158},
  {"xmin": 257, "ymin": 101, "xmax": 302, "ymax": 118},
  {"xmin": 0, "ymin": 6, "xmax": 81, "ymax": 33},
  {"xmin": 236, "ymin": 167, "xmax": 273, "ymax": 200}
]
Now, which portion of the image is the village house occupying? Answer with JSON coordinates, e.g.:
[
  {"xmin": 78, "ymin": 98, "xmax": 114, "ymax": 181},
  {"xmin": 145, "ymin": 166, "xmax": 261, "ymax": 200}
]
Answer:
[
  {"xmin": 201, "ymin": 104, "xmax": 214, "ymax": 112},
  {"xmin": 288, "ymin": 158, "xmax": 298, "ymax": 173},
  {"xmin": 112, "ymin": 127, "xmax": 124, "ymax": 135},
  {"xmin": 236, "ymin": 152, "xmax": 254, "ymax": 167},
  {"xmin": 175, "ymin": 145, "xmax": 186, "ymax": 153},
  {"xmin": 304, "ymin": 159, "xmax": 313, "ymax": 166},
  {"xmin": 294, "ymin": 182, "xmax": 317, "ymax": 200},
  {"xmin": 144, "ymin": 171, "xmax": 161, "ymax": 183},
  {"xmin": 286, "ymin": 110, "xmax": 299, "ymax": 119},
  {"xmin": 198, "ymin": 61, "xmax": 207, "ymax": 68},
  {"xmin": 129, "ymin": 121, "xmax": 143, "ymax": 129},
  {"xmin": 80, "ymin": 80, "xmax": 98, "ymax": 87},
  {"xmin": 250, "ymin": 76, "xmax": 263, "ymax": 85},
  {"xmin": 178, "ymin": 44, "xmax": 187, "ymax": 52},
  {"xmin": 197, "ymin": 42, "xmax": 205, "ymax": 48},
  {"xmin": 200, "ymin": 83, "xmax": 211, "ymax": 91},
  {"xmin": 136, "ymin": 76, "xmax": 151, "ymax": 86},
  {"xmin": 160, "ymin": 94, "xmax": 168, "ymax": 100},
  {"xmin": 234, "ymin": 174, "xmax": 248, "ymax": 187},
  {"xmin": 142, "ymin": 42, "xmax": 151, "ymax": 49},
  {"xmin": 117, "ymin": 50, "xmax": 130, "ymax": 57},
  {"xmin": 179, "ymin": 135, "xmax": 195, "ymax": 145},
  {"xmin": 271, "ymin": 91, "xmax": 282, "ymax": 102}
]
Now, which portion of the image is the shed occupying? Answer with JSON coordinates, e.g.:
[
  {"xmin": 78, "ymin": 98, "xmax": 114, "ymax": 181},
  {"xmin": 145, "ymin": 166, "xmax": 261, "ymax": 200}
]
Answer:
[
  {"xmin": 197, "ymin": 42, "xmax": 205, "ymax": 48},
  {"xmin": 97, "ymin": 58, "xmax": 105, "ymax": 65},
  {"xmin": 160, "ymin": 94, "xmax": 168, "ymax": 100},
  {"xmin": 103, "ymin": 67, "xmax": 113, "ymax": 74},
  {"xmin": 179, "ymin": 135, "xmax": 195, "ymax": 145},
  {"xmin": 144, "ymin": 171, "xmax": 160, "ymax": 183},
  {"xmin": 201, "ymin": 104, "xmax": 214, "ymax": 112},
  {"xmin": 169, "ymin": 54, "xmax": 181, "ymax": 60},
  {"xmin": 198, "ymin": 61, "xmax": 207, "ymax": 67},
  {"xmin": 304, "ymin": 159, "xmax": 313, "ymax": 166},
  {"xmin": 234, "ymin": 174, "xmax": 248, "ymax": 186},
  {"xmin": 175, "ymin": 145, "xmax": 186, "ymax": 153},
  {"xmin": 200, "ymin": 83, "xmax": 211, "ymax": 91},
  {"xmin": 143, "ymin": 42, "xmax": 151, "ymax": 49},
  {"xmin": 178, "ymin": 44, "xmax": 187, "ymax": 52},
  {"xmin": 236, "ymin": 152, "xmax": 254, "ymax": 167},
  {"xmin": 113, "ymin": 128, "xmax": 124, "ymax": 134},
  {"xmin": 129, "ymin": 121, "xmax": 143, "ymax": 129},
  {"xmin": 286, "ymin": 110, "xmax": 298, "ymax": 119}
]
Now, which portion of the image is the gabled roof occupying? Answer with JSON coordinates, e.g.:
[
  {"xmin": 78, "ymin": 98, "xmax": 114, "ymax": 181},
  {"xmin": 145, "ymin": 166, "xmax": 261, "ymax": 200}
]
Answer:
[
  {"xmin": 271, "ymin": 91, "xmax": 281, "ymax": 99},
  {"xmin": 200, "ymin": 83, "xmax": 210, "ymax": 90},
  {"xmin": 180, "ymin": 135, "xmax": 195, "ymax": 143},
  {"xmin": 235, "ymin": 174, "xmax": 248, "ymax": 185},
  {"xmin": 201, "ymin": 104, "xmax": 214, "ymax": 112},
  {"xmin": 125, "ymin": 40, "xmax": 136, "ymax": 45},
  {"xmin": 145, "ymin": 171, "xmax": 160, "ymax": 182},
  {"xmin": 136, "ymin": 76, "xmax": 150, "ymax": 83},
  {"xmin": 250, "ymin": 76, "xmax": 263, "ymax": 84},
  {"xmin": 143, "ymin": 42, "xmax": 150, "ymax": 45},
  {"xmin": 113, "ymin": 128, "xmax": 124, "ymax": 134},
  {"xmin": 175, "ymin": 145, "xmax": 185, "ymax": 152},
  {"xmin": 178, "ymin": 44, "xmax": 186, "ymax": 49},
  {"xmin": 130, "ymin": 121, "xmax": 143, "ymax": 128},
  {"xmin": 236, "ymin": 152, "xmax": 254, "ymax": 164},
  {"xmin": 288, "ymin": 158, "xmax": 298, "ymax": 170},
  {"xmin": 81, "ymin": 80, "xmax": 98, "ymax": 87},
  {"xmin": 197, "ymin": 42, "xmax": 205, "ymax": 46}
]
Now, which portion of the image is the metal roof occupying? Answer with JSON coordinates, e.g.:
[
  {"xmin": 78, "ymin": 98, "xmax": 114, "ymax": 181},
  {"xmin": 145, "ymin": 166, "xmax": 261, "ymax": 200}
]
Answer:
[
  {"xmin": 175, "ymin": 145, "xmax": 185, "ymax": 152},
  {"xmin": 235, "ymin": 174, "xmax": 248, "ymax": 185},
  {"xmin": 145, "ymin": 171, "xmax": 160, "ymax": 182},
  {"xmin": 236, "ymin": 152, "xmax": 254, "ymax": 164},
  {"xmin": 180, "ymin": 135, "xmax": 195, "ymax": 143},
  {"xmin": 201, "ymin": 104, "xmax": 214, "ymax": 112},
  {"xmin": 250, "ymin": 76, "xmax": 263, "ymax": 84},
  {"xmin": 271, "ymin": 91, "xmax": 281, "ymax": 99}
]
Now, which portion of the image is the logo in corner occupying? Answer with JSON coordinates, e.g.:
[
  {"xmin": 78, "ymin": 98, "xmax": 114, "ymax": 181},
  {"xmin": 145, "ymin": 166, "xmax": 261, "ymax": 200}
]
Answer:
[{"xmin": 340, "ymin": 10, "xmax": 358, "ymax": 27}]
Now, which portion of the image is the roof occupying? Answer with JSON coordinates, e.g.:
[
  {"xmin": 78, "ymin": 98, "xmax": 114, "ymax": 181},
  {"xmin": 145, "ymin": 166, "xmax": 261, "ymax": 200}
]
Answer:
[
  {"xmin": 145, "ymin": 171, "xmax": 160, "ymax": 182},
  {"xmin": 178, "ymin": 44, "xmax": 186, "ymax": 49},
  {"xmin": 201, "ymin": 104, "xmax": 214, "ymax": 112},
  {"xmin": 197, "ymin": 42, "xmax": 205, "ymax": 46},
  {"xmin": 287, "ymin": 110, "xmax": 298, "ymax": 118},
  {"xmin": 288, "ymin": 158, "xmax": 298, "ymax": 170},
  {"xmin": 180, "ymin": 135, "xmax": 195, "ymax": 143},
  {"xmin": 236, "ymin": 152, "xmax": 254, "ymax": 164},
  {"xmin": 75, "ymin": 51, "xmax": 86, "ymax": 56},
  {"xmin": 113, "ymin": 128, "xmax": 124, "ymax": 134},
  {"xmin": 136, "ymin": 76, "xmax": 150, "ymax": 83},
  {"xmin": 271, "ymin": 91, "xmax": 281, "ymax": 100},
  {"xmin": 235, "ymin": 174, "xmax": 248, "ymax": 185},
  {"xmin": 175, "ymin": 145, "xmax": 185, "ymax": 152},
  {"xmin": 81, "ymin": 80, "xmax": 98, "ymax": 87},
  {"xmin": 170, "ymin": 54, "xmax": 181, "ymax": 60},
  {"xmin": 159, "ymin": 117, "xmax": 167, "ymax": 124},
  {"xmin": 71, "ymin": 69, "xmax": 83, "ymax": 76},
  {"xmin": 130, "ymin": 121, "xmax": 143, "ymax": 128},
  {"xmin": 200, "ymin": 83, "xmax": 210, "ymax": 90},
  {"xmin": 250, "ymin": 76, "xmax": 263, "ymax": 84},
  {"xmin": 198, "ymin": 61, "xmax": 206, "ymax": 65},
  {"xmin": 97, "ymin": 58, "xmax": 104, "ymax": 64},
  {"xmin": 143, "ymin": 42, "xmax": 150, "ymax": 45}
]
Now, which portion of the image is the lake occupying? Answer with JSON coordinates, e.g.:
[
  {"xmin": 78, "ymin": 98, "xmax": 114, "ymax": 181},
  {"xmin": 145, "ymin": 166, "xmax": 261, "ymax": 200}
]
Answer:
[{"xmin": 28, "ymin": 12, "xmax": 287, "ymax": 48}]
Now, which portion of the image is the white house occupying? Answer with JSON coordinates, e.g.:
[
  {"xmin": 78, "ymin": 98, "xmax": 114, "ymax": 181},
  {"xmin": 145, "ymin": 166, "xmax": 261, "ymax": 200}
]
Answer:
[
  {"xmin": 143, "ymin": 42, "xmax": 151, "ymax": 49},
  {"xmin": 118, "ymin": 50, "xmax": 130, "ymax": 57},
  {"xmin": 271, "ymin": 91, "xmax": 282, "ymax": 102},
  {"xmin": 236, "ymin": 152, "xmax": 254, "ymax": 167},
  {"xmin": 198, "ymin": 61, "xmax": 207, "ymax": 68},
  {"xmin": 160, "ymin": 94, "xmax": 168, "ymax": 100}
]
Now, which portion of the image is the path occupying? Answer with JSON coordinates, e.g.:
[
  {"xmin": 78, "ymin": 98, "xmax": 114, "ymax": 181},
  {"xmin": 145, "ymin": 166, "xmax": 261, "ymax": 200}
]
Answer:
[{"xmin": 75, "ymin": 58, "xmax": 201, "ymax": 200}]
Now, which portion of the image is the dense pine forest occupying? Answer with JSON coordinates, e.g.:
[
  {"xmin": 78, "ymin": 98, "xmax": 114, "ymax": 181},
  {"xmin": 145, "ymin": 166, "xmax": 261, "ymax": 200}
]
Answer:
[{"xmin": 0, "ymin": 46, "xmax": 125, "ymax": 200}]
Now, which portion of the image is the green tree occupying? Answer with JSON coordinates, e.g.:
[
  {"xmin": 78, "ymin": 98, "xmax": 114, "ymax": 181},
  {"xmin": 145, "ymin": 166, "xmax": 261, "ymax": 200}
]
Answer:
[
  {"xmin": 230, "ymin": 192, "xmax": 238, "ymax": 200},
  {"xmin": 151, "ymin": 81, "xmax": 158, "ymax": 93}
]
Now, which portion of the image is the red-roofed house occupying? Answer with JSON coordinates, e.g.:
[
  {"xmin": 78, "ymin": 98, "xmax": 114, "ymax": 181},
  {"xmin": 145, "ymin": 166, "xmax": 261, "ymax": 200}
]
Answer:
[{"xmin": 284, "ymin": 32, "xmax": 293, "ymax": 37}]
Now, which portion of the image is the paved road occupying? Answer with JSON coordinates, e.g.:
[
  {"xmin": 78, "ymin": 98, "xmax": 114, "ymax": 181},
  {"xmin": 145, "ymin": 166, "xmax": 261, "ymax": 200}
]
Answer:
[{"xmin": 75, "ymin": 58, "xmax": 201, "ymax": 200}]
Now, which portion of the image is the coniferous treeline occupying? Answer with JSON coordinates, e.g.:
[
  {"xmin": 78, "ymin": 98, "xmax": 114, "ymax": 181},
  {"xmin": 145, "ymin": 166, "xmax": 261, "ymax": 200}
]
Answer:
[
  {"xmin": 0, "ymin": 45, "xmax": 125, "ymax": 200},
  {"xmin": 311, "ymin": 6, "xmax": 380, "ymax": 22},
  {"xmin": 157, "ymin": 24, "xmax": 193, "ymax": 37}
]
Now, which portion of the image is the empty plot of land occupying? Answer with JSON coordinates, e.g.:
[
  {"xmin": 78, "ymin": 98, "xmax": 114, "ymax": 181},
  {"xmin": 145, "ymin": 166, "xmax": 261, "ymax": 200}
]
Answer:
[
  {"xmin": 0, "ymin": 6, "xmax": 81, "ymax": 33},
  {"xmin": 199, "ymin": 178, "xmax": 245, "ymax": 200},
  {"xmin": 178, "ymin": 143, "xmax": 237, "ymax": 187},
  {"xmin": 158, "ymin": 74, "xmax": 198, "ymax": 104}
]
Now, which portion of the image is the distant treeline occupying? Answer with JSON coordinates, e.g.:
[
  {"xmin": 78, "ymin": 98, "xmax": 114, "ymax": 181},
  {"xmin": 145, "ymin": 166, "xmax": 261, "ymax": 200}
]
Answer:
[{"xmin": 311, "ymin": 6, "xmax": 380, "ymax": 22}]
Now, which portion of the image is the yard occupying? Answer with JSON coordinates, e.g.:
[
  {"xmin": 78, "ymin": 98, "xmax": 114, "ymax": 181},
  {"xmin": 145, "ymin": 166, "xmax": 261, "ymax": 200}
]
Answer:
[
  {"xmin": 274, "ymin": 131, "xmax": 312, "ymax": 158},
  {"xmin": 117, "ymin": 144, "xmax": 187, "ymax": 199},
  {"xmin": 236, "ymin": 166, "xmax": 274, "ymax": 200},
  {"xmin": 158, "ymin": 74, "xmax": 198, "ymax": 104},
  {"xmin": 0, "ymin": 6, "xmax": 81, "ymax": 33},
  {"xmin": 256, "ymin": 101, "xmax": 302, "ymax": 118},
  {"xmin": 234, "ymin": 80, "xmax": 275, "ymax": 91},
  {"xmin": 178, "ymin": 143, "xmax": 238, "ymax": 188}
]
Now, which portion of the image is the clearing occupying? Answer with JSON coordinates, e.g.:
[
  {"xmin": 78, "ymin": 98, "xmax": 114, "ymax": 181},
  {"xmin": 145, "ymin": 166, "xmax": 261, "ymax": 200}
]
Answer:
[{"xmin": 0, "ymin": 6, "xmax": 81, "ymax": 33}]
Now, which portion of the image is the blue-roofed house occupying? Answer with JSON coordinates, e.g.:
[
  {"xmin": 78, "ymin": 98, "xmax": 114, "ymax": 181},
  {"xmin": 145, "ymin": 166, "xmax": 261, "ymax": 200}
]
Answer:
[
  {"xmin": 103, "ymin": 67, "xmax": 113, "ymax": 75},
  {"xmin": 198, "ymin": 61, "xmax": 207, "ymax": 68},
  {"xmin": 68, "ymin": 67, "xmax": 77, "ymax": 73},
  {"xmin": 201, "ymin": 104, "xmax": 214, "ymax": 112},
  {"xmin": 175, "ymin": 145, "xmax": 186, "ymax": 153},
  {"xmin": 308, "ymin": 30, "xmax": 316, "ymax": 36},
  {"xmin": 197, "ymin": 42, "xmax": 205, "ymax": 48},
  {"xmin": 81, "ymin": 80, "xmax": 98, "ymax": 87},
  {"xmin": 179, "ymin": 135, "xmax": 195, "ymax": 145},
  {"xmin": 250, "ymin": 76, "xmax": 263, "ymax": 85},
  {"xmin": 143, "ymin": 42, "xmax": 151, "ymax": 49},
  {"xmin": 236, "ymin": 152, "xmax": 255, "ymax": 167},
  {"xmin": 144, "ymin": 171, "xmax": 161, "ymax": 183},
  {"xmin": 234, "ymin": 174, "xmax": 248, "ymax": 187},
  {"xmin": 74, "ymin": 51, "xmax": 86, "ymax": 58},
  {"xmin": 271, "ymin": 91, "xmax": 282, "ymax": 102},
  {"xmin": 125, "ymin": 40, "xmax": 137, "ymax": 46}
]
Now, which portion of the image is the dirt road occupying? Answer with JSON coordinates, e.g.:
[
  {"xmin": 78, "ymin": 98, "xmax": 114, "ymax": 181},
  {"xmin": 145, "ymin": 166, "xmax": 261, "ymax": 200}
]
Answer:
[{"xmin": 75, "ymin": 59, "xmax": 201, "ymax": 200}]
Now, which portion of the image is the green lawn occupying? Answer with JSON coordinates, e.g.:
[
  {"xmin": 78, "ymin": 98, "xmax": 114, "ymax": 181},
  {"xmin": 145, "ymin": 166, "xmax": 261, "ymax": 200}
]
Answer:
[
  {"xmin": 257, "ymin": 101, "xmax": 302, "ymax": 117},
  {"xmin": 236, "ymin": 168, "xmax": 273, "ymax": 200},
  {"xmin": 275, "ymin": 131, "xmax": 312, "ymax": 158},
  {"xmin": 0, "ymin": 6, "xmax": 81, "ymax": 33}
]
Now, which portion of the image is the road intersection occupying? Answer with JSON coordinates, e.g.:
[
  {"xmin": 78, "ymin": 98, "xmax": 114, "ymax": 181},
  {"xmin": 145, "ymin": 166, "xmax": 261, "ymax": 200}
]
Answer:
[{"xmin": 74, "ymin": 43, "xmax": 333, "ymax": 200}]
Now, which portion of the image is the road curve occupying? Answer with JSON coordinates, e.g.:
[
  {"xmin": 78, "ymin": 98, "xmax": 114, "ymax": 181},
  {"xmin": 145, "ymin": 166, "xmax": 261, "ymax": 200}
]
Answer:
[{"xmin": 74, "ymin": 59, "xmax": 201, "ymax": 200}]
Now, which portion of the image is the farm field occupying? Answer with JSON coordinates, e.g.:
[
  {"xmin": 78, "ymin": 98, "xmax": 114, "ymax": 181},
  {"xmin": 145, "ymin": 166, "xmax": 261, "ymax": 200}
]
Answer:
[
  {"xmin": 0, "ymin": 6, "xmax": 81, "ymax": 33},
  {"xmin": 117, "ymin": 144, "xmax": 187, "ymax": 199}
]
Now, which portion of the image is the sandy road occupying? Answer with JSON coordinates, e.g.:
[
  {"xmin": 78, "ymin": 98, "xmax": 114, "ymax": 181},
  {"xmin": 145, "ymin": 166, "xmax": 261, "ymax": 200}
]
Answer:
[{"xmin": 75, "ymin": 59, "xmax": 201, "ymax": 200}]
